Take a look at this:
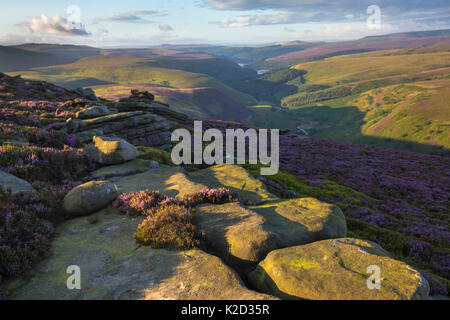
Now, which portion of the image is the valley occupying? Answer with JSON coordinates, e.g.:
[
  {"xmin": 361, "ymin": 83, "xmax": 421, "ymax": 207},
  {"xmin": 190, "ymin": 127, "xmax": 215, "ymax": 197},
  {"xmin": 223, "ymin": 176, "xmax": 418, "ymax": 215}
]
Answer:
[{"xmin": 3, "ymin": 31, "xmax": 450, "ymax": 154}]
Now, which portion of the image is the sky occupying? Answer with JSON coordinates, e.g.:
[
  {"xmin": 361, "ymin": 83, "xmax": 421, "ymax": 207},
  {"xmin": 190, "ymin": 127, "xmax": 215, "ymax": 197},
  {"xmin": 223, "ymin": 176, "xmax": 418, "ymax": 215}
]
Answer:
[{"xmin": 0, "ymin": 0, "xmax": 449, "ymax": 47}]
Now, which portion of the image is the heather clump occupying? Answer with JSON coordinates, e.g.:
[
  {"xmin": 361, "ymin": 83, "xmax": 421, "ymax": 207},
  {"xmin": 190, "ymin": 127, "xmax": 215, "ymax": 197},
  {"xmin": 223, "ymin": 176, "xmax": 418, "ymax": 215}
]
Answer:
[
  {"xmin": 0, "ymin": 189, "xmax": 53, "ymax": 276},
  {"xmin": 112, "ymin": 188, "xmax": 237, "ymax": 217},
  {"xmin": 183, "ymin": 188, "xmax": 239, "ymax": 207},
  {"xmin": 0, "ymin": 179, "xmax": 82, "ymax": 278},
  {"xmin": 17, "ymin": 126, "xmax": 70, "ymax": 149},
  {"xmin": 113, "ymin": 188, "xmax": 237, "ymax": 250},
  {"xmin": 135, "ymin": 204, "xmax": 200, "ymax": 250},
  {"xmin": 32, "ymin": 181, "xmax": 81, "ymax": 222},
  {"xmin": 112, "ymin": 190, "xmax": 169, "ymax": 216},
  {"xmin": 0, "ymin": 145, "xmax": 95, "ymax": 184}
]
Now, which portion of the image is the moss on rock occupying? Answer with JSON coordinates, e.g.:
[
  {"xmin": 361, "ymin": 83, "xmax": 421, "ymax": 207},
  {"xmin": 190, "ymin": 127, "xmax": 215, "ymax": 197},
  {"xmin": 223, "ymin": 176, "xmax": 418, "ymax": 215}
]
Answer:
[{"xmin": 249, "ymin": 238, "xmax": 430, "ymax": 300}]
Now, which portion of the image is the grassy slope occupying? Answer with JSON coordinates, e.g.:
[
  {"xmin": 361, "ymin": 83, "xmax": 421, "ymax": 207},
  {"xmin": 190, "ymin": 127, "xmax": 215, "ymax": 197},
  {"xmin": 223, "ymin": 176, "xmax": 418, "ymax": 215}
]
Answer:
[
  {"xmin": 252, "ymin": 36, "xmax": 450, "ymax": 72},
  {"xmin": 292, "ymin": 47, "xmax": 450, "ymax": 85},
  {"xmin": 354, "ymin": 79, "xmax": 450, "ymax": 148},
  {"xmin": 0, "ymin": 44, "xmax": 101, "ymax": 72},
  {"xmin": 0, "ymin": 46, "xmax": 60, "ymax": 72},
  {"xmin": 94, "ymin": 84, "xmax": 257, "ymax": 121},
  {"xmin": 268, "ymin": 36, "xmax": 450, "ymax": 63},
  {"xmin": 8, "ymin": 55, "xmax": 258, "ymax": 120},
  {"xmin": 246, "ymin": 46, "xmax": 450, "ymax": 154}
]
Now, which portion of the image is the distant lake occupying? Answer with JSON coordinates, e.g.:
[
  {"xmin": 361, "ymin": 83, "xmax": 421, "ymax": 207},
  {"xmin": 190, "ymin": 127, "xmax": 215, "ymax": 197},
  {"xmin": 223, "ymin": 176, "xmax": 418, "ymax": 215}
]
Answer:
[{"xmin": 238, "ymin": 62, "xmax": 266, "ymax": 75}]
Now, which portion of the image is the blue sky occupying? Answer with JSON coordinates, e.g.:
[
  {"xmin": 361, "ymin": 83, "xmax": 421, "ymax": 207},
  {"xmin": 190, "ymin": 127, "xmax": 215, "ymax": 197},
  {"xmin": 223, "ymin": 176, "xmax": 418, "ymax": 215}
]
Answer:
[{"xmin": 0, "ymin": 0, "xmax": 449, "ymax": 47}]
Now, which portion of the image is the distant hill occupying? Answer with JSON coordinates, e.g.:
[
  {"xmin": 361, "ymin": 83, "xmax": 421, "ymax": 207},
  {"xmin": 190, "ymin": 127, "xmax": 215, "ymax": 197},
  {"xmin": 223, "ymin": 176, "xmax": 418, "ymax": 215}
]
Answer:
[
  {"xmin": 1, "ymin": 43, "xmax": 101, "ymax": 72},
  {"xmin": 0, "ymin": 45, "xmax": 57, "ymax": 72},
  {"xmin": 363, "ymin": 29, "xmax": 450, "ymax": 39},
  {"xmin": 102, "ymin": 47, "xmax": 212, "ymax": 59},
  {"xmin": 188, "ymin": 42, "xmax": 322, "ymax": 64},
  {"xmin": 266, "ymin": 36, "xmax": 450, "ymax": 64}
]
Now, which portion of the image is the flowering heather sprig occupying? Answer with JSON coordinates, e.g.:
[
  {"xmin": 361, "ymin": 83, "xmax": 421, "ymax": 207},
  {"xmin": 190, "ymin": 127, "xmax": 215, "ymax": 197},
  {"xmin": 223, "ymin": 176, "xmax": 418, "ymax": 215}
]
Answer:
[
  {"xmin": 112, "ymin": 190, "xmax": 168, "ymax": 216},
  {"xmin": 113, "ymin": 188, "xmax": 238, "ymax": 217},
  {"xmin": 182, "ymin": 188, "xmax": 238, "ymax": 207}
]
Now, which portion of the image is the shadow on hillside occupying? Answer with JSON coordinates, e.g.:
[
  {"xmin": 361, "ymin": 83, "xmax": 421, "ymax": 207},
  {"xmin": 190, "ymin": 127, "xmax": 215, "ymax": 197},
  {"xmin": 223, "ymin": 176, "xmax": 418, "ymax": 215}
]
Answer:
[
  {"xmin": 232, "ymin": 77, "xmax": 299, "ymax": 103},
  {"xmin": 288, "ymin": 105, "xmax": 450, "ymax": 156},
  {"xmin": 54, "ymin": 78, "xmax": 116, "ymax": 90}
]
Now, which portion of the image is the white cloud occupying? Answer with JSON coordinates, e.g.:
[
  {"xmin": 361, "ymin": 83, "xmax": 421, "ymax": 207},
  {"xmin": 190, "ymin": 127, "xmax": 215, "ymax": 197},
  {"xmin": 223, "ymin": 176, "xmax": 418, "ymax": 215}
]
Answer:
[
  {"xmin": 24, "ymin": 14, "xmax": 90, "ymax": 36},
  {"xmin": 217, "ymin": 11, "xmax": 338, "ymax": 28},
  {"xmin": 159, "ymin": 24, "xmax": 174, "ymax": 31},
  {"xmin": 206, "ymin": 0, "xmax": 450, "ymax": 31},
  {"xmin": 98, "ymin": 10, "xmax": 164, "ymax": 24}
]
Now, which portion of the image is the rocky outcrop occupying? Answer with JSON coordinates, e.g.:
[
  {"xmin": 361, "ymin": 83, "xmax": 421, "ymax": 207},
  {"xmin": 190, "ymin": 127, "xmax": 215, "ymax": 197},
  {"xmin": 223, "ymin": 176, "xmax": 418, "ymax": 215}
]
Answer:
[
  {"xmin": 0, "ymin": 162, "xmax": 431, "ymax": 300},
  {"xmin": 63, "ymin": 89, "xmax": 190, "ymax": 149},
  {"xmin": 119, "ymin": 89, "xmax": 155, "ymax": 103},
  {"xmin": 89, "ymin": 136, "xmax": 139, "ymax": 165},
  {"xmin": 0, "ymin": 171, "xmax": 36, "ymax": 195},
  {"xmin": 249, "ymin": 238, "xmax": 430, "ymax": 300},
  {"xmin": 91, "ymin": 159, "xmax": 159, "ymax": 179},
  {"xmin": 75, "ymin": 105, "xmax": 113, "ymax": 119},
  {"xmin": 75, "ymin": 87, "xmax": 98, "ymax": 101},
  {"xmin": 65, "ymin": 111, "xmax": 174, "ymax": 148},
  {"xmin": 63, "ymin": 181, "xmax": 119, "ymax": 217},
  {"xmin": 1, "ymin": 206, "xmax": 276, "ymax": 300},
  {"xmin": 107, "ymin": 101, "xmax": 189, "ymax": 124}
]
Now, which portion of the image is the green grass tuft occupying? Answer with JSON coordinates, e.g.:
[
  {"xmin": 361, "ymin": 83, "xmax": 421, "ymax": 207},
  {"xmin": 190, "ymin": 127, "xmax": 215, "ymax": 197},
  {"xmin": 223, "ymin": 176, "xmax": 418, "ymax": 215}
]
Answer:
[{"xmin": 137, "ymin": 146, "xmax": 174, "ymax": 166}]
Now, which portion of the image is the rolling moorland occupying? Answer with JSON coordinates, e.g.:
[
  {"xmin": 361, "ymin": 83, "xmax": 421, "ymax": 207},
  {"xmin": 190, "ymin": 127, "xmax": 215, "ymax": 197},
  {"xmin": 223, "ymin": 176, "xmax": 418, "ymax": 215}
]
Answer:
[{"xmin": 4, "ymin": 30, "xmax": 449, "ymax": 155}]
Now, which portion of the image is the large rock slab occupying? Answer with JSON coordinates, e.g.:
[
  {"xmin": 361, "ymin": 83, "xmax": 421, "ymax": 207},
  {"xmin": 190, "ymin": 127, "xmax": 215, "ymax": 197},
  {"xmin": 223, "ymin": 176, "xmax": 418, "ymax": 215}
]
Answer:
[
  {"xmin": 0, "ymin": 171, "xmax": 36, "ymax": 195},
  {"xmin": 110, "ymin": 101, "xmax": 189, "ymax": 124},
  {"xmin": 111, "ymin": 165, "xmax": 207, "ymax": 197},
  {"xmin": 195, "ymin": 203, "xmax": 278, "ymax": 268},
  {"xmin": 249, "ymin": 198, "xmax": 347, "ymax": 247},
  {"xmin": 91, "ymin": 159, "xmax": 158, "ymax": 179},
  {"xmin": 188, "ymin": 164, "xmax": 277, "ymax": 205},
  {"xmin": 75, "ymin": 105, "xmax": 112, "ymax": 119},
  {"xmin": 249, "ymin": 238, "xmax": 430, "ymax": 300},
  {"xmin": 194, "ymin": 198, "xmax": 346, "ymax": 270},
  {"xmin": 91, "ymin": 136, "xmax": 138, "ymax": 165},
  {"xmin": 0, "ymin": 206, "xmax": 275, "ymax": 300},
  {"xmin": 63, "ymin": 180, "xmax": 118, "ymax": 217}
]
